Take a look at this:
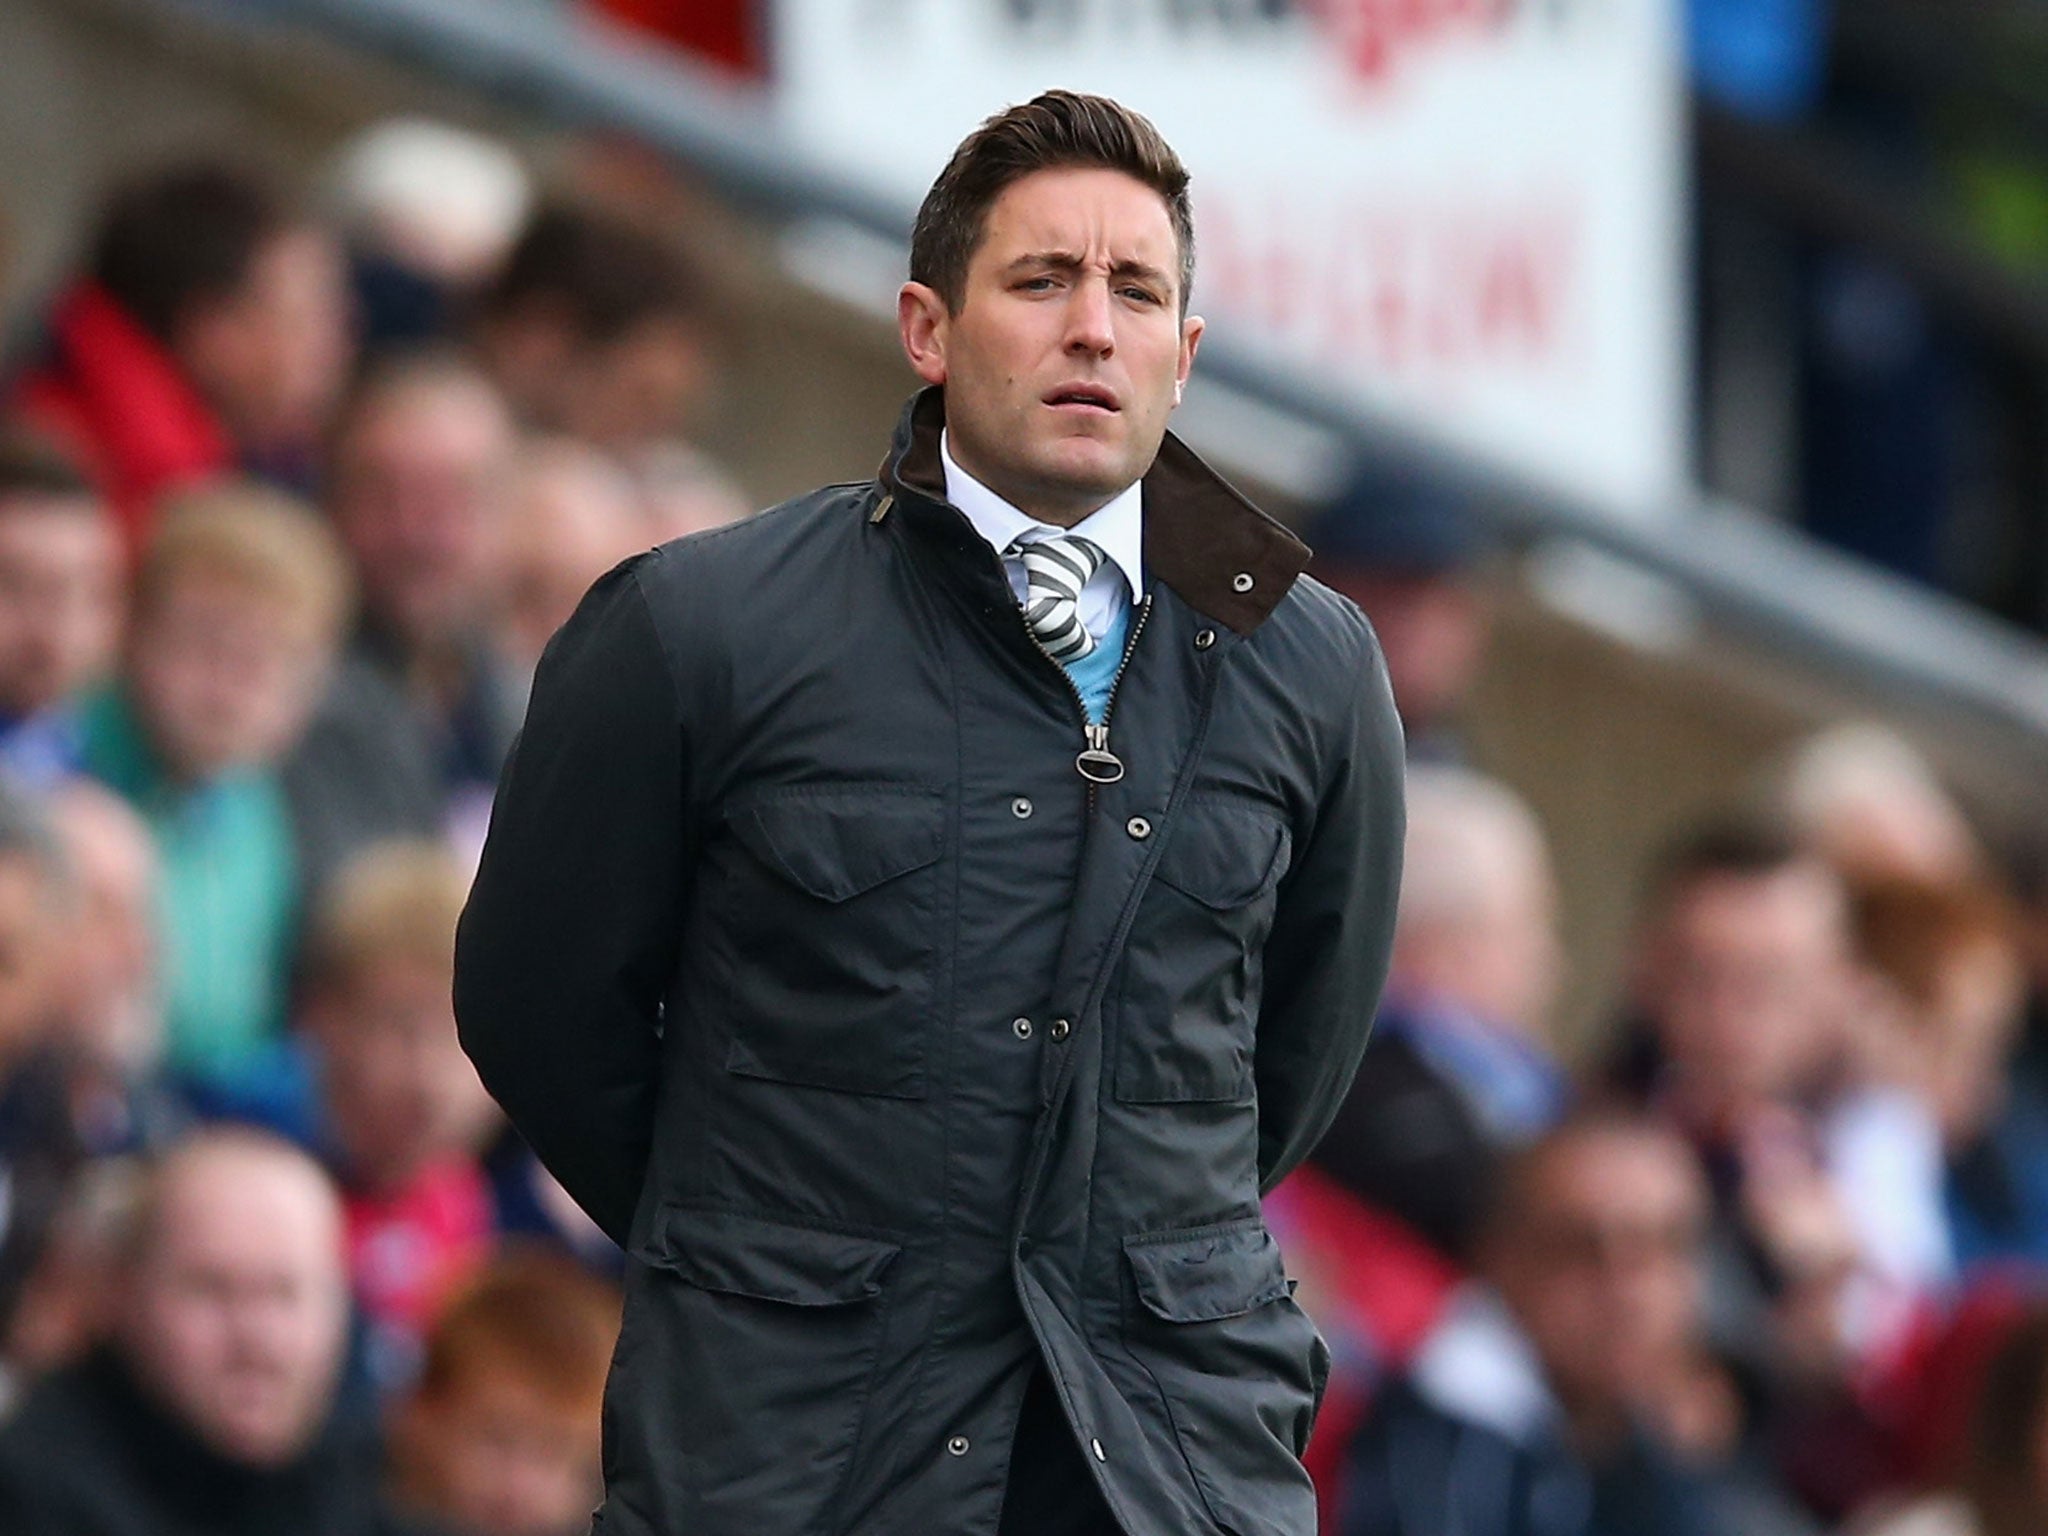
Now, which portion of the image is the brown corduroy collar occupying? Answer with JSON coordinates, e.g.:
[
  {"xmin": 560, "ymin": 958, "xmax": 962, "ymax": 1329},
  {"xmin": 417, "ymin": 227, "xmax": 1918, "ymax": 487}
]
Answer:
[{"xmin": 876, "ymin": 387, "xmax": 1311, "ymax": 635}]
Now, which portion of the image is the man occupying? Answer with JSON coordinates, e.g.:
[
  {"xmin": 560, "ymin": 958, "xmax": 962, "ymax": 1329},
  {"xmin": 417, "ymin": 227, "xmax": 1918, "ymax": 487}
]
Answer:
[
  {"xmin": 0, "ymin": 1127, "xmax": 420, "ymax": 1535},
  {"xmin": 455, "ymin": 91, "xmax": 1405, "ymax": 1536},
  {"xmin": 1311, "ymin": 764, "xmax": 1568, "ymax": 1261},
  {"xmin": 1340, "ymin": 1115, "xmax": 1817, "ymax": 1536},
  {"xmin": 286, "ymin": 351, "xmax": 524, "ymax": 895},
  {"xmin": 6, "ymin": 163, "xmax": 353, "ymax": 549},
  {"xmin": 473, "ymin": 201, "xmax": 712, "ymax": 455}
]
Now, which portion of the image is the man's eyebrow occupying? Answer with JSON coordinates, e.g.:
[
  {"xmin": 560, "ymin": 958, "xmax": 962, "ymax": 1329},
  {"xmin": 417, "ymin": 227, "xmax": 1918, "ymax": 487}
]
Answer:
[{"xmin": 1004, "ymin": 251, "xmax": 1174, "ymax": 289}]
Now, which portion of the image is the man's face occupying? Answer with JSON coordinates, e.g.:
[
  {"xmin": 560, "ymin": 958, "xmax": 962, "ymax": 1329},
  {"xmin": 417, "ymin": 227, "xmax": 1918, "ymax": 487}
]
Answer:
[
  {"xmin": 330, "ymin": 382, "xmax": 514, "ymax": 650},
  {"xmin": 1490, "ymin": 1131, "xmax": 1707, "ymax": 1421},
  {"xmin": 1639, "ymin": 865, "xmax": 1850, "ymax": 1116},
  {"xmin": 178, "ymin": 227, "xmax": 354, "ymax": 452},
  {"xmin": 899, "ymin": 166, "xmax": 1202, "ymax": 525},
  {"xmin": 121, "ymin": 1152, "xmax": 349, "ymax": 1467},
  {"xmin": 309, "ymin": 957, "xmax": 494, "ymax": 1193},
  {"xmin": 0, "ymin": 498, "xmax": 122, "ymax": 718},
  {"xmin": 128, "ymin": 575, "xmax": 328, "ymax": 781}
]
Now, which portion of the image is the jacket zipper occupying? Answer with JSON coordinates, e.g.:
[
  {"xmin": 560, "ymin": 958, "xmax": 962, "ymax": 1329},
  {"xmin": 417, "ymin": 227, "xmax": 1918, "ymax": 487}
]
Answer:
[{"xmin": 1020, "ymin": 593, "xmax": 1154, "ymax": 796}]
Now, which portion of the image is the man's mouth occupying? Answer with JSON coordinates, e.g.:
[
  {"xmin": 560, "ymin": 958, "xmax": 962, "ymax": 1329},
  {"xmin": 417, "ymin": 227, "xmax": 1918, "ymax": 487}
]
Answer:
[{"xmin": 1043, "ymin": 384, "xmax": 1120, "ymax": 414}]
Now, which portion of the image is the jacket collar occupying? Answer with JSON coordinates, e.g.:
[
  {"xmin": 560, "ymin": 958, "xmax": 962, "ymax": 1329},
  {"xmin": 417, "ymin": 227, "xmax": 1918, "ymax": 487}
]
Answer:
[{"xmin": 877, "ymin": 387, "xmax": 1310, "ymax": 634}]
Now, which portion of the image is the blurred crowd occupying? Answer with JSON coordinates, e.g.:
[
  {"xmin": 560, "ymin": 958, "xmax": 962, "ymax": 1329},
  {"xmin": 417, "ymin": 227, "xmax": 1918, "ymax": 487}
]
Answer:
[
  {"xmin": 1, "ymin": 46, "xmax": 2048, "ymax": 1536},
  {"xmin": 1286, "ymin": 487, "xmax": 2048, "ymax": 1536},
  {"xmin": 0, "ymin": 123, "xmax": 748, "ymax": 1535}
]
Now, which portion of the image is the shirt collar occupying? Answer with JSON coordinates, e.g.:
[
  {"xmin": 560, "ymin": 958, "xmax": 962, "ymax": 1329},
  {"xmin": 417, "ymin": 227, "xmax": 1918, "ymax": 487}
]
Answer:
[{"xmin": 940, "ymin": 430, "xmax": 1143, "ymax": 606}]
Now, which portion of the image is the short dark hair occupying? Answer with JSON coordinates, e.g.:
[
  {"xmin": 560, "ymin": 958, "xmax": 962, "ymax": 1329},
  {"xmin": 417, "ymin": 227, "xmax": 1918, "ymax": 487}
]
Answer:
[
  {"xmin": 88, "ymin": 163, "xmax": 297, "ymax": 344},
  {"xmin": 478, "ymin": 203, "xmax": 705, "ymax": 343},
  {"xmin": 910, "ymin": 91, "xmax": 1195, "ymax": 315},
  {"xmin": 1645, "ymin": 814, "xmax": 1809, "ymax": 911},
  {"xmin": 0, "ymin": 431, "xmax": 96, "ymax": 507}
]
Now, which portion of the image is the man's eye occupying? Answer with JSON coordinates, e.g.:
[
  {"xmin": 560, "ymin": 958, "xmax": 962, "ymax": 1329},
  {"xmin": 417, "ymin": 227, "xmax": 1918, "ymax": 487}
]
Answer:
[
  {"xmin": 1018, "ymin": 276, "xmax": 1057, "ymax": 292},
  {"xmin": 1121, "ymin": 288, "xmax": 1160, "ymax": 305}
]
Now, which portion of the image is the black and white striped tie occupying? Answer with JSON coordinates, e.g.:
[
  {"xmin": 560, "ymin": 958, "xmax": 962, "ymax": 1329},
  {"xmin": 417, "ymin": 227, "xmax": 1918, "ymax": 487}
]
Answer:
[{"xmin": 1010, "ymin": 533, "xmax": 1106, "ymax": 663}]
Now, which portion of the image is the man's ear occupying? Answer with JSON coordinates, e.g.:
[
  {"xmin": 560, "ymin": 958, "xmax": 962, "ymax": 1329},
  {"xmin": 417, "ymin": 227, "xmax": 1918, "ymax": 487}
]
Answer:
[
  {"xmin": 898, "ymin": 282, "xmax": 949, "ymax": 386},
  {"xmin": 1173, "ymin": 314, "xmax": 1205, "ymax": 408}
]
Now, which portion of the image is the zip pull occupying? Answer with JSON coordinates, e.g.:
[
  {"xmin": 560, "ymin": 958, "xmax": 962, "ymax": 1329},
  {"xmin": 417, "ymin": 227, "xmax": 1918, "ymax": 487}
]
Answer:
[{"xmin": 1076, "ymin": 723, "xmax": 1125, "ymax": 785}]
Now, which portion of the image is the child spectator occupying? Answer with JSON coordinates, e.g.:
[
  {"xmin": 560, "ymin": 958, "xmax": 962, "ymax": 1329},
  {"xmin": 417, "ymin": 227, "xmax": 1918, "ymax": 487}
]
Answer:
[
  {"xmin": 474, "ymin": 202, "xmax": 713, "ymax": 454},
  {"xmin": 5, "ymin": 162, "xmax": 354, "ymax": 549},
  {"xmin": 388, "ymin": 1250, "xmax": 620, "ymax": 1536},
  {"xmin": 0, "ymin": 435, "xmax": 123, "ymax": 787},
  {"xmin": 300, "ymin": 840, "xmax": 497, "ymax": 1394},
  {"xmin": 78, "ymin": 483, "xmax": 351, "ymax": 1093}
]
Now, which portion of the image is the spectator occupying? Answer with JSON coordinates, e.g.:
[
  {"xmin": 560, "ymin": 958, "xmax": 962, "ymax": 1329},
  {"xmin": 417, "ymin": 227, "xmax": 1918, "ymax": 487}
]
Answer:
[
  {"xmin": 1273, "ymin": 766, "xmax": 1566, "ymax": 1526},
  {"xmin": 46, "ymin": 780, "xmax": 181, "ymax": 1156},
  {"xmin": 1618, "ymin": 818, "xmax": 1949, "ymax": 1518},
  {"xmin": 1847, "ymin": 875, "xmax": 2041, "ymax": 1272},
  {"xmin": 1310, "ymin": 764, "xmax": 1569, "ymax": 1263},
  {"xmin": 327, "ymin": 118, "xmax": 532, "ymax": 351},
  {"xmin": 1339, "ymin": 1113, "xmax": 1815, "ymax": 1536},
  {"xmin": 0, "ymin": 777, "xmax": 84, "ymax": 1355},
  {"xmin": 5, "ymin": 162, "xmax": 353, "ymax": 549},
  {"xmin": 387, "ymin": 1250, "xmax": 620, "ymax": 1536},
  {"xmin": 497, "ymin": 437, "xmax": 643, "ymax": 679},
  {"xmin": 0, "ymin": 1127, "xmax": 421, "ymax": 1535},
  {"xmin": 1306, "ymin": 460, "xmax": 1490, "ymax": 763},
  {"xmin": 0, "ymin": 434, "xmax": 123, "ymax": 787},
  {"xmin": 474, "ymin": 202, "xmax": 712, "ymax": 454},
  {"xmin": 300, "ymin": 841, "xmax": 496, "ymax": 1394},
  {"xmin": 78, "ymin": 483, "xmax": 352, "ymax": 1093},
  {"xmin": 288, "ymin": 350, "xmax": 519, "ymax": 894}
]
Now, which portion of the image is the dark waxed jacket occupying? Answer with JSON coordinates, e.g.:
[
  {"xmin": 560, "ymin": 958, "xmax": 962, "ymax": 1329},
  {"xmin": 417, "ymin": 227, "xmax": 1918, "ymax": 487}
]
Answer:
[{"xmin": 453, "ymin": 388, "xmax": 1406, "ymax": 1536}]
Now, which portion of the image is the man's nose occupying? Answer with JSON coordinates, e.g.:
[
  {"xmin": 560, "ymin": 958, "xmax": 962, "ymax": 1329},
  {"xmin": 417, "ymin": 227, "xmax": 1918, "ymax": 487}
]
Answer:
[{"xmin": 1064, "ymin": 278, "xmax": 1116, "ymax": 357}]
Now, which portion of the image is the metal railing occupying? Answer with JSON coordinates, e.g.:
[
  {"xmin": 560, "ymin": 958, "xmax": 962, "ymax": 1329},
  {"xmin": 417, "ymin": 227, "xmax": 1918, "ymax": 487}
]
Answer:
[{"xmin": 178, "ymin": 0, "xmax": 2048, "ymax": 758}]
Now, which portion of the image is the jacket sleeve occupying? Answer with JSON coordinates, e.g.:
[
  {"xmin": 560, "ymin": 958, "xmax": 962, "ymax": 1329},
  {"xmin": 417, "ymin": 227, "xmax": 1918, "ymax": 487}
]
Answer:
[
  {"xmin": 454, "ymin": 553, "xmax": 694, "ymax": 1245},
  {"xmin": 1253, "ymin": 618, "xmax": 1405, "ymax": 1194}
]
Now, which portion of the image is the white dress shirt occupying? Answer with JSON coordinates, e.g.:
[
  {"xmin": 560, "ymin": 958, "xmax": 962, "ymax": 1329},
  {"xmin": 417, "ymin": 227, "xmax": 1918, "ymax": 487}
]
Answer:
[{"xmin": 941, "ymin": 430, "xmax": 1142, "ymax": 643}]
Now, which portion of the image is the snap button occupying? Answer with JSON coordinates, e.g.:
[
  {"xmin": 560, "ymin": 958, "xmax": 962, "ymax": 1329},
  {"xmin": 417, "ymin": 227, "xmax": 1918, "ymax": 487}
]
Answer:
[
  {"xmin": 1091, "ymin": 1437, "xmax": 1107, "ymax": 1462},
  {"xmin": 1049, "ymin": 1018, "xmax": 1071, "ymax": 1042},
  {"xmin": 1012, "ymin": 1016, "xmax": 1033, "ymax": 1040},
  {"xmin": 947, "ymin": 1435, "xmax": 970, "ymax": 1457},
  {"xmin": 1231, "ymin": 572, "xmax": 1254, "ymax": 593},
  {"xmin": 1126, "ymin": 816, "xmax": 1152, "ymax": 840},
  {"xmin": 1193, "ymin": 628, "xmax": 1215, "ymax": 650},
  {"xmin": 1011, "ymin": 796, "xmax": 1033, "ymax": 819}
]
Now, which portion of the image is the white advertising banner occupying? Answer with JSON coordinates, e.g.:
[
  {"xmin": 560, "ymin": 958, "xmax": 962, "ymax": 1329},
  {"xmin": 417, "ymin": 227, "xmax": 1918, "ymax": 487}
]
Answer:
[{"xmin": 772, "ymin": 0, "xmax": 1689, "ymax": 517}]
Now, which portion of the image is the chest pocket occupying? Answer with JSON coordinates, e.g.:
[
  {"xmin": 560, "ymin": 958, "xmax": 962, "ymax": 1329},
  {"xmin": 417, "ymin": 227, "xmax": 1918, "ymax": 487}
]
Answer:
[
  {"xmin": 717, "ymin": 785, "xmax": 944, "ymax": 1099},
  {"xmin": 1114, "ymin": 797, "xmax": 1291, "ymax": 1104}
]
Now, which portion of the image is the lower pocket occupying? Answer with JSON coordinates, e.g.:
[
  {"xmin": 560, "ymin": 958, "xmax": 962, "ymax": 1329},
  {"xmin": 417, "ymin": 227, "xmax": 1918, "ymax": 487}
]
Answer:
[
  {"xmin": 1120, "ymin": 1219, "xmax": 1323, "ymax": 1536},
  {"xmin": 608, "ymin": 1206, "xmax": 902, "ymax": 1532}
]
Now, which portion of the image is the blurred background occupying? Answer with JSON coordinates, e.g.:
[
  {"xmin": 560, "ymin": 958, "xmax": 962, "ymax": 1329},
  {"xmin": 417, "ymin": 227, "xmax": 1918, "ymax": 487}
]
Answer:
[{"xmin": 6, "ymin": 1, "xmax": 2048, "ymax": 1533}]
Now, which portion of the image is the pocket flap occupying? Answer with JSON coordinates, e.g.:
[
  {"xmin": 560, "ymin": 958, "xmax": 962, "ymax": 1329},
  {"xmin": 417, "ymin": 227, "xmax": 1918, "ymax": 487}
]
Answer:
[
  {"xmin": 639, "ymin": 1207, "xmax": 902, "ymax": 1306},
  {"xmin": 1125, "ymin": 1220, "xmax": 1291, "ymax": 1323},
  {"xmin": 1154, "ymin": 804, "xmax": 1290, "ymax": 910},
  {"xmin": 729, "ymin": 789, "xmax": 942, "ymax": 903}
]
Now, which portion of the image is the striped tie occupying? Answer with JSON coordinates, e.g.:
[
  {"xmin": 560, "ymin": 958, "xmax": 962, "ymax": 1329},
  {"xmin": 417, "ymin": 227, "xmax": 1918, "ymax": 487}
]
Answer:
[{"xmin": 1011, "ymin": 533, "xmax": 1106, "ymax": 663}]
